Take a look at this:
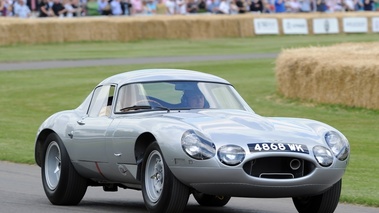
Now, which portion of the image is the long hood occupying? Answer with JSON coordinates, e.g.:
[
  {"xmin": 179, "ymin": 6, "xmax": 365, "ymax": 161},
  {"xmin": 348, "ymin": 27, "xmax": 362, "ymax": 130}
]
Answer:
[{"xmin": 162, "ymin": 110, "xmax": 327, "ymax": 145}]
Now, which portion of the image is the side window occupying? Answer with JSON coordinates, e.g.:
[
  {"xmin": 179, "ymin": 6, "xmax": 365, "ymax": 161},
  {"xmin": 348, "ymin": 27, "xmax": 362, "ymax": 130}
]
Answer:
[
  {"xmin": 87, "ymin": 85, "xmax": 115, "ymax": 117},
  {"xmin": 115, "ymin": 83, "xmax": 148, "ymax": 112}
]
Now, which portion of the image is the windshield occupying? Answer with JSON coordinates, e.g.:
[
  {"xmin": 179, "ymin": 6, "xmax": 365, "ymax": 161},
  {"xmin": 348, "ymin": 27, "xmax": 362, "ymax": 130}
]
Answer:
[{"xmin": 115, "ymin": 81, "xmax": 253, "ymax": 113}]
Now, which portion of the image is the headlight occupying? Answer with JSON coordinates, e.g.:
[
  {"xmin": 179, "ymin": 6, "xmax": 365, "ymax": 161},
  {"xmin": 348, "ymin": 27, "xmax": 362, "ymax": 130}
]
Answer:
[
  {"xmin": 325, "ymin": 131, "xmax": 349, "ymax": 161},
  {"xmin": 181, "ymin": 130, "xmax": 216, "ymax": 160},
  {"xmin": 217, "ymin": 145, "xmax": 245, "ymax": 166},
  {"xmin": 313, "ymin": 146, "xmax": 333, "ymax": 167}
]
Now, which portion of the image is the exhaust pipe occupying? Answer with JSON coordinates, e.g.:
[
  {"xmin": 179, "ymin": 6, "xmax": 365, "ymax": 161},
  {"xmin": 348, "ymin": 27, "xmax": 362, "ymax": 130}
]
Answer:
[{"xmin": 290, "ymin": 159, "xmax": 301, "ymax": 170}]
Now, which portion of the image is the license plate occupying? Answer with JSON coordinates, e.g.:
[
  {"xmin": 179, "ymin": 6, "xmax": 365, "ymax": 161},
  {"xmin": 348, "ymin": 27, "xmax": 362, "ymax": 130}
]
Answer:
[{"xmin": 248, "ymin": 143, "xmax": 309, "ymax": 154}]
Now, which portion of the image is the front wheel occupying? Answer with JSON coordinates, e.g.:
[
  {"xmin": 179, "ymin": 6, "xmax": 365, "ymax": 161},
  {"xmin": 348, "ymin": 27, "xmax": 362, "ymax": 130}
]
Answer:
[
  {"xmin": 193, "ymin": 192, "xmax": 231, "ymax": 207},
  {"xmin": 141, "ymin": 142, "xmax": 190, "ymax": 213},
  {"xmin": 292, "ymin": 179, "xmax": 342, "ymax": 213},
  {"xmin": 41, "ymin": 133, "xmax": 87, "ymax": 205}
]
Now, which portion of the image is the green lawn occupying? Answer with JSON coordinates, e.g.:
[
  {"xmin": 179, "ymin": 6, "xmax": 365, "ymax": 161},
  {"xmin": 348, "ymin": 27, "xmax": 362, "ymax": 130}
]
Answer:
[
  {"xmin": 1, "ymin": 34, "xmax": 379, "ymax": 62},
  {"xmin": 0, "ymin": 35, "xmax": 378, "ymax": 207}
]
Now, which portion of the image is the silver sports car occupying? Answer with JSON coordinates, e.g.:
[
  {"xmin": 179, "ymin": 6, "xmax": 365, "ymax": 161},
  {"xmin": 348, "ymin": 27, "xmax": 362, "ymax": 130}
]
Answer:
[{"xmin": 35, "ymin": 69, "xmax": 350, "ymax": 213}]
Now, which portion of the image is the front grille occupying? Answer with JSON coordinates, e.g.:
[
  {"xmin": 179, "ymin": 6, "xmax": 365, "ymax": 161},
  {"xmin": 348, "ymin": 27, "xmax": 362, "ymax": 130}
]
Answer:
[{"xmin": 243, "ymin": 157, "xmax": 315, "ymax": 179}]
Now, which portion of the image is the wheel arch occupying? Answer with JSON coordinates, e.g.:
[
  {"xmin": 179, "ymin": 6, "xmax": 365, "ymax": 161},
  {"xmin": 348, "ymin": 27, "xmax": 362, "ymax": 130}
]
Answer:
[
  {"xmin": 134, "ymin": 132, "xmax": 157, "ymax": 181},
  {"xmin": 35, "ymin": 129, "xmax": 56, "ymax": 167}
]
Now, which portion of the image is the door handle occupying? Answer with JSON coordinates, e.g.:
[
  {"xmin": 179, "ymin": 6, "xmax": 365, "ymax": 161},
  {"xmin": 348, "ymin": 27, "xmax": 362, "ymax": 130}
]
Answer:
[
  {"xmin": 114, "ymin": 153, "xmax": 122, "ymax": 157},
  {"xmin": 77, "ymin": 120, "xmax": 85, "ymax": 125}
]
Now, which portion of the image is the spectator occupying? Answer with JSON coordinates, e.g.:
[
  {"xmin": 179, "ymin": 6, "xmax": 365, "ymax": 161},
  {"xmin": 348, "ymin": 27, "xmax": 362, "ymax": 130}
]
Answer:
[
  {"xmin": 299, "ymin": 0, "xmax": 311, "ymax": 12},
  {"xmin": 230, "ymin": 0, "xmax": 239, "ymax": 13},
  {"xmin": 363, "ymin": 0, "xmax": 373, "ymax": 10},
  {"xmin": 354, "ymin": 0, "xmax": 363, "ymax": 10},
  {"xmin": 176, "ymin": 0, "xmax": 186, "ymax": 14},
  {"xmin": 110, "ymin": 0, "xmax": 123, "ymax": 15},
  {"xmin": 165, "ymin": 0, "xmax": 175, "ymax": 14},
  {"xmin": 121, "ymin": 0, "xmax": 132, "ymax": 15},
  {"xmin": 235, "ymin": 0, "xmax": 247, "ymax": 13},
  {"xmin": 71, "ymin": 0, "xmax": 80, "ymax": 16},
  {"xmin": 145, "ymin": 0, "xmax": 157, "ymax": 14},
  {"xmin": 52, "ymin": 0, "xmax": 66, "ymax": 16},
  {"xmin": 13, "ymin": 0, "xmax": 31, "ymax": 17},
  {"xmin": 26, "ymin": 0, "xmax": 38, "ymax": 15},
  {"xmin": 98, "ymin": 0, "xmax": 111, "ymax": 15},
  {"xmin": 38, "ymin": 0, "xmax": 54, "ymax": 16},
  {"xmin": 187, "ymin": 0, "xmax": 199, "ymax": 13},
  {"xmin": 274, "ymin": 0, "xmax": 286, "ymax": 12},
  {"xmin": 131, "ymin": 0, "xmax": 143, "ymax": 14},
  {"xmin": 63, "ymin": 0, "xmax": 80, "ymax": 17},
  {"xmin": 0, "ymin": 0, "xmax": 7, "ymax": 16},
  {"xmin": 198, "ymin": 0, "xmax": 206, "ymax": 10},
  {"xmin": 316, "ymin": 0, "xmax": 327, "ymax": 11},
  {"xmin": 79, "ymin": 0, "xmax": 87, "ymax": 15},
  {"xmin": 250, "ymin": 0, "xmax": 263, "ymax": 12},
  {"xmin": 287, "ymin": 0, "xmax": 301, "ymax": 12},
  {"xmin": 261, "ymin": 0, "xmax": 272, "ymax": 12},
  {"xmin": 206, "ymin": 0, "xmax": 220, "ymax": 13},
  {"xmin": 216, "ymin": 0, "xmax": 230, "ymax": 13},
  {"xmin": 344, "ymin": 0, "xmax": 355, "ymax": 10}
]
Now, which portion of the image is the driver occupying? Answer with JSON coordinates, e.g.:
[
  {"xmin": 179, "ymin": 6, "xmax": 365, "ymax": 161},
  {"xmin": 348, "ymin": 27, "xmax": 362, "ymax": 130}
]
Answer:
[{"xmin": 182, "ymin": 90, "xmax": 205, "ymax": 108}]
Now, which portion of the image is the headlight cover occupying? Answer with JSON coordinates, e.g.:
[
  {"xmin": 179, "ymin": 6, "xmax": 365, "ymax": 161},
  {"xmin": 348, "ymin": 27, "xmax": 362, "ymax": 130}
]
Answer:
[
  {"xmin": 325, "ymin": 131, "xmax": 349, "ymax": 161},
  {"xmin": 313, "ymin": 145, "xmax": 333, "ymax": 167},
  {"xmin": 181, "ymin": 130, "xmax": 216, "ymax": 160},
  {"xmin": 217, "ymin": 145, "xmax": 246, "ymax": 166}
]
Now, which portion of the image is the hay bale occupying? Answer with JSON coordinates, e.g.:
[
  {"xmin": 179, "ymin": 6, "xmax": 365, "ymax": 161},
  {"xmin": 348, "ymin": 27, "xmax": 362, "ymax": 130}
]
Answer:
[{"xmin": 276, "ymin": 43, "xmax": 379, "ymax": 110}]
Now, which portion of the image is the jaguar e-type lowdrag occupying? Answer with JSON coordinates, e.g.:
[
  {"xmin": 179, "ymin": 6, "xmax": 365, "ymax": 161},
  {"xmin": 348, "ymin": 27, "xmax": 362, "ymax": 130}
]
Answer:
[{"xmin": 35, "ymin": 69, "xmax": 350, "ymax": 213}]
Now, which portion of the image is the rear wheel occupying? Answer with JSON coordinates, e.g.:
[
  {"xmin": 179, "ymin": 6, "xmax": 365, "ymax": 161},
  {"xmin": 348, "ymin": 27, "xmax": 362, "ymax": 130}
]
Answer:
[
  {"xmin": 193, "ymin": 192, "xmax": 231, "ymax": 207},
  {"xmin": 292, "ymin": 179, "xmax": 342, "ymax": 213},
  {"xmin": 142, "ymin": 142, "xmax": 190, "ymax": 213},
  {"xmin": 42, "ymin": 133, "xmax": 87, "ymax": 205}
]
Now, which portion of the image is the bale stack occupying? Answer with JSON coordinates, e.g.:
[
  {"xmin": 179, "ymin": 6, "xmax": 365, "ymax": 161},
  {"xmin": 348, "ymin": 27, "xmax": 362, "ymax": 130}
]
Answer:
[
  {"xmin": 0, "ymin": 15, "xmax": 256, "ymax": 46},
  {"xmin": 275, "ymin": 42, "xmax": 379, "ymax": 110}
]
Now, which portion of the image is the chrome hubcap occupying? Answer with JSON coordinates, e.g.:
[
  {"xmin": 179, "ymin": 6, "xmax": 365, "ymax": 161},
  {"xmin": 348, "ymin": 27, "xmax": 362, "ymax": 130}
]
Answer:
[
  {"xmin": 145, "ymin": 150, "xmax": 164, "ymax": 202},
  {"xmin": 44, "ymin": 141, "xmax": 61, "ymax": 190}
]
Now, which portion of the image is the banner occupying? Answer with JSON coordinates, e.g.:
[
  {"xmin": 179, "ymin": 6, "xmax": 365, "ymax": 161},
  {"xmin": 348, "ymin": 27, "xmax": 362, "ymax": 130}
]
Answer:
[
  {"xmin": 313, "ymin": 18, "xmax": 339, "ymax": 34},
  {"xmin": 282, "ymin": 19, "xmax": 308, "ymax": 34},
  {"xmin": 253, "ymin": 18, "xmax": 279, "ymax": 35},
  {"xmin": 372, "ymin": 17, "xmax": 379, "ymax": 33},
  {"xmin": 343, "ymin": 17, "xmax": 368, "ymax": 33}
]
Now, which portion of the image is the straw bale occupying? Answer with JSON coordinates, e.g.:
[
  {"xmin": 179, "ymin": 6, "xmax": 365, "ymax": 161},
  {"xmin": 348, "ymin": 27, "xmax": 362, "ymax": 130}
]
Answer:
[
  {"xmin": 276, "ymin": 43, "xmax": 379, "ymax": 110},
  {"xmin": 0, "ymin": 22, "xmax": 11, "ymax": 46}
]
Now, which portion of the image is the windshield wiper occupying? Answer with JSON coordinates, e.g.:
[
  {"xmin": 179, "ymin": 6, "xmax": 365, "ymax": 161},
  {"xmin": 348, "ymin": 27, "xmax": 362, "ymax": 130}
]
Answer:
[
  {"xmin": 120, "ymin": 105, "xmax": 152, "ymax": 112},
  {"xmin": 153, "ymin": 106, "xmax": 171, "ymax": 112}
]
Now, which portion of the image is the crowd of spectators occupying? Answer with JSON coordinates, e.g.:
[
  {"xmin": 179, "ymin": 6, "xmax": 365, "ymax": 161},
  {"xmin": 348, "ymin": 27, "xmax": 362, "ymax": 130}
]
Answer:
[
  {"xmin": 0, "ymin": 0, "xmax": 86, "ymax": 17},
  {"xmin": 1, "ymin": 0, "xmax": 379, "ymax": 18}
]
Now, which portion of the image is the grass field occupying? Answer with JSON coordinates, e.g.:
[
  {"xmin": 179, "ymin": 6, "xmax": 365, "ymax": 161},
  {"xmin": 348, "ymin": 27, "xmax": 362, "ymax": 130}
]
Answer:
[
  {"xmin": 0, "ymin": 35, "xmax": 378, "ymax": 207},
  {"xmin": 1, "ymin": 34, "xmax": 379, "ymax": 62}
]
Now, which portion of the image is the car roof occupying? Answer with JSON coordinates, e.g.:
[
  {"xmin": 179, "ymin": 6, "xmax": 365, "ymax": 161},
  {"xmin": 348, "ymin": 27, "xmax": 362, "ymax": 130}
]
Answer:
[{"xmin": 98, "ymin": 69, "xmax": 231, "ymax": 86}]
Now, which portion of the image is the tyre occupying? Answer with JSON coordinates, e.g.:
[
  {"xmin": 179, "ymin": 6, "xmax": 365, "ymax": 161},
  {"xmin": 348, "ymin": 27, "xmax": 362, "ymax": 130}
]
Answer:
[
  {"xmin": 292, "ymin": 179, "xmax": 342, "ymax": 213},
  {"xmin": 141, "ymin": 142, "xmax": 190, "ymax": 213},
  {"xmin": 42, "ymin": 133, "xmax": 87, "ymax": 205},
  {"xmin": 193, "ymin": 192, "xmax": 231, "ymax": 207}
]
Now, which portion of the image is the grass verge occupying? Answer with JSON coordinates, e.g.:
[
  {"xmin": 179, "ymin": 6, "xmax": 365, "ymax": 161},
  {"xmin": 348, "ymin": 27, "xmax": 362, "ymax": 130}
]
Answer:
[{"xmin": 1, "ymin": 34, "xmax": 379, "ymax": 62}]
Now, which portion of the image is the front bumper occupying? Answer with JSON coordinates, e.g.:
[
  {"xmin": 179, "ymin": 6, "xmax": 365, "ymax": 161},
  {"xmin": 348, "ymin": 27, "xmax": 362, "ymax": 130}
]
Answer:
[{"xmin": 170, "ymin": 164, "xmax": 346, "ymax": 198}]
